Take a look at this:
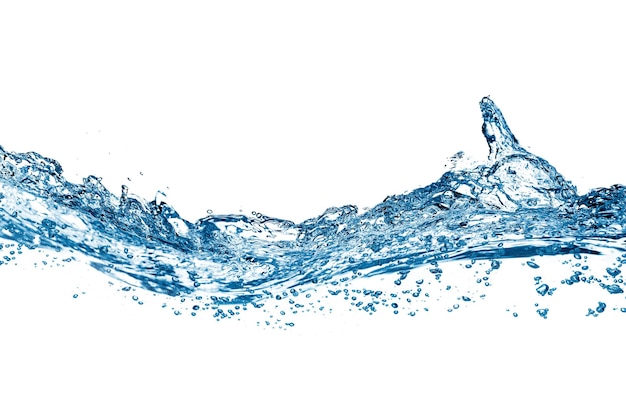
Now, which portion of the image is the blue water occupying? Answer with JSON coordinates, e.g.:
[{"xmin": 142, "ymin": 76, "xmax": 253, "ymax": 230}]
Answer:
[{"xmin": 2, "ymin": 97, "xmax": 625, "ymax": 323}]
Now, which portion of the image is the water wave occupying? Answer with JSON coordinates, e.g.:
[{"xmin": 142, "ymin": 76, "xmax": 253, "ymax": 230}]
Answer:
[{"xmin": 2, "ymin": 97, "xmax": 625, "ymax": 323}]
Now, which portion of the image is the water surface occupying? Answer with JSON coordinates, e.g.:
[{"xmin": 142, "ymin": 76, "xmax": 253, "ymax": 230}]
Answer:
[{"xmin": 2, "ymin": 97, "xmax": 624, "ymax": 324}]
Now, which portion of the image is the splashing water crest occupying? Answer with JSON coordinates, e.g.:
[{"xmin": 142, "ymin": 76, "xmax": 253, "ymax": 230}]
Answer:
[{"xmin": 2, "ymin": 97, "xmax": 626, "ymax": 325}]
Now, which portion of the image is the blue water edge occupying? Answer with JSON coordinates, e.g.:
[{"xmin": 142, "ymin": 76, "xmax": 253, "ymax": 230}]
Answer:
[{"xmin": 1, "ymin": 97, "xmax": 625, "ymax": 325}]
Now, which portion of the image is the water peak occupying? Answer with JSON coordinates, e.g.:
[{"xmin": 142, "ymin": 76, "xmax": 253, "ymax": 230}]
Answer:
[{"xmin": 480, "ymin": 96, "xmax": 522, "ymax": 160}]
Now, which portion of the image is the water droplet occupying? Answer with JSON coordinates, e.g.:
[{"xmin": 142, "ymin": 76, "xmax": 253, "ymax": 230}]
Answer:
[
  {"xmin": 605, "ymin": 284, "xmax": 623, "ymax": 294},
  {"xmin": 527, "ymin": 261, "xmax": 540, "ymax": 269},
  {"xmin": 606, "ymin": 267, "xmax": 621, "ymax": 277},
  {"xmin": 536, "ymin": 308, "xmax": 549, "ymax": 319},
  {"xmin": 536, "ymin": 284, "xmax": 549, "ymax": 296}
]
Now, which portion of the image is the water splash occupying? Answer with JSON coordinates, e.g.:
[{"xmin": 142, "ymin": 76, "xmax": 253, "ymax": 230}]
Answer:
[{"xmin": 2, "ymin": 97, "xmax": 625, "ymax": 324}]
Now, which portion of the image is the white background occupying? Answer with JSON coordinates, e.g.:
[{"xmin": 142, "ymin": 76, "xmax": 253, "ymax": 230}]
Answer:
[{"xmin": 1, "ymin": 1, "xmax": 625, "ymax": 415}]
